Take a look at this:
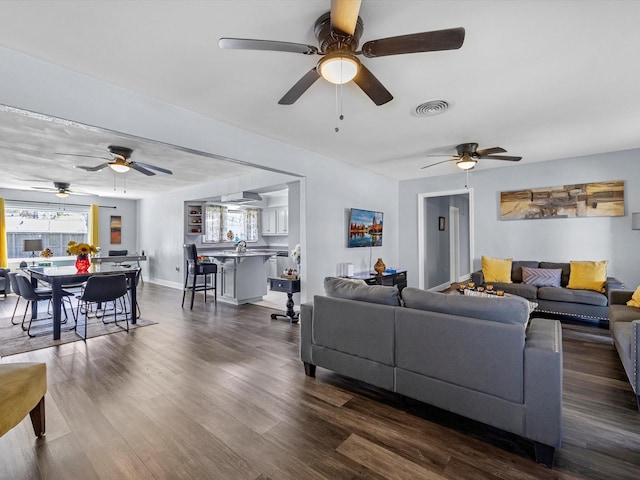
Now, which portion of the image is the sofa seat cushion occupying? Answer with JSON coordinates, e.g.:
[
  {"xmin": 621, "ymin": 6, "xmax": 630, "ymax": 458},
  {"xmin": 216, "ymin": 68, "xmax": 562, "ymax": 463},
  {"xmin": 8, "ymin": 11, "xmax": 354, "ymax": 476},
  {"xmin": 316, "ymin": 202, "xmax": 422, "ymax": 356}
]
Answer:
[
  {"xmin": 492, "ymin": 282, "xmax": 539, "ymax": 301},
  {"xmin": 612, "ymin": 321, "xmax": 633, "ymax": 361},
  {"xmin": 324, "ymin": 277, "xmax": 400, "ymax": 306},
  {"xmin": 609, "ymin": 304, "xmax": 640, "ymax": 324},
  {"xmin": 537, "ymin": 286, "xmax": 608, "ymax": 306},
  {"xmin": 401, "ymin": 288, "xmax": 529, "ymax": 326}
]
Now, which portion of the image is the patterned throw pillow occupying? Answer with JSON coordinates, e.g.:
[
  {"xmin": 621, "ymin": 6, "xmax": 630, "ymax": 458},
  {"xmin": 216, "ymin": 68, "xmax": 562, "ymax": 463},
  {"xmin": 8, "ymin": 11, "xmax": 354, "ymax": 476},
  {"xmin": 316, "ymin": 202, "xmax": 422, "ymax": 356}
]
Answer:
[{"xmin": 522, "ymin": 267, "xmax": 562, "ymax": 287}]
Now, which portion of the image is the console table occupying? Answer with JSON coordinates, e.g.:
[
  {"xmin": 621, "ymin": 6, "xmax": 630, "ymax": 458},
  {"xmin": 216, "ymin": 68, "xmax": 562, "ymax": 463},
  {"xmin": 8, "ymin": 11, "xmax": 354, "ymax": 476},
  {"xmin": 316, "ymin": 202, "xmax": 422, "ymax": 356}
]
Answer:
[
  {"xmin": 269, "ymin": 277, "xmax": 301, "ymax": 323},
  {"xmin": 347, "ymin": 270, "xmax": 407, "ymax": 291}
]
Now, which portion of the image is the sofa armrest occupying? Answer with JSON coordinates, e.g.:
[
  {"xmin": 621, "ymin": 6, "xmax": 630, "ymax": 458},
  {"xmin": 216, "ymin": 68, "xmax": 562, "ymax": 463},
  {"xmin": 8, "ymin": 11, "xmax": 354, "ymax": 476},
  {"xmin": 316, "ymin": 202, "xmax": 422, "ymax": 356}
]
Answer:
[
  {"xmin": 300, "ymin": 302, "xmax": 314, "ymax": 365},
  {"xmin": 470, "ymin": 270, "xmax": 484, "ymax": 285},
  {"xmin": 609, "ymin": 289, "xmax": 633, "ymax": 306},
  {"xmin": 605, "ymin": 277, "xmax": 625, "ymax": 299},
  {"xmin": 524, "ymin": 318, "xmax": 563, "ymax": 448}
]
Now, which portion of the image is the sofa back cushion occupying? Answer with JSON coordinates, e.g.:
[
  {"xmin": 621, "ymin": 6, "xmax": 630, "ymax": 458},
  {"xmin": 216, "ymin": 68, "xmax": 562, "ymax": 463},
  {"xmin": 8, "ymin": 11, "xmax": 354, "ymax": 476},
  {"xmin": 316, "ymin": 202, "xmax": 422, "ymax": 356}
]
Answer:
[
  {"xmin": 313, "ymin": 296, "xmax": 396, "ymax": 365},
  {"xmin": 401, "ymin": 288, "xmax": 530, "ymax": 326},
  {"xmin": 324, "ymin": 277, "xmax": 400, "ymax": 306},
  {"xmin": 395, "ymin": 307, "xmax": 525, "ymax": 403},
  {"xmin": 539, "ymin": 262, "xmax": 571, "ymax": 287},
  {"xmin": 511, "ymin": 261, "xmax": 540, "ymax": 283}
]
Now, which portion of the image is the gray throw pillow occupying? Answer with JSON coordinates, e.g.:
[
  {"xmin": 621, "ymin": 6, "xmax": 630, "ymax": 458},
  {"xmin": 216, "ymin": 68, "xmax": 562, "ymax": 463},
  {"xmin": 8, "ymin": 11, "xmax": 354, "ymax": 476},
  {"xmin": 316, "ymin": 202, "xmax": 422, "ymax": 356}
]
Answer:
[{"xmin": 324, "ymin": 277, "xmax": 400, "ymax": 306}]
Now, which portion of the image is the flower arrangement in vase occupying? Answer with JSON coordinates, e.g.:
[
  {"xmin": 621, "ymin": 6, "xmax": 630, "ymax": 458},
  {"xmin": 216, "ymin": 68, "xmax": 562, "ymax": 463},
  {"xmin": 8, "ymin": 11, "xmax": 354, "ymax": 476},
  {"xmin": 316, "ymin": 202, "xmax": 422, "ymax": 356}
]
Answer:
[{"xmin": 67, "ymin": 241, "xmax": 98, "ymax": 273}]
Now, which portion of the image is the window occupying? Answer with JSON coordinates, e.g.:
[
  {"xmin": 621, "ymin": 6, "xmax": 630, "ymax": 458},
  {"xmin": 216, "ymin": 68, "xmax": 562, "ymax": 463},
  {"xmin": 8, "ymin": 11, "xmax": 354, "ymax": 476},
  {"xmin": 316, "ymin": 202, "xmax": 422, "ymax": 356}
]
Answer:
[
  {"xmin": 5, "ymin": 204, "xmax": 89, "ymax": 258},
  {"xmin": 203, "ymin": 205, "xmax": 258, "ymax": 243}
]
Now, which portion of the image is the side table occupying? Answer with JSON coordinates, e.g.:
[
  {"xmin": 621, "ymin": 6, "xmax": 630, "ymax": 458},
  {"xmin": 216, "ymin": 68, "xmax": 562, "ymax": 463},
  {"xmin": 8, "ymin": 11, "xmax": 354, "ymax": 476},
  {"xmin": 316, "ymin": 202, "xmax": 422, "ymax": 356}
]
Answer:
[{"xmin": 269, "ymin": 277, "xmax": 301, "ymax": 323}]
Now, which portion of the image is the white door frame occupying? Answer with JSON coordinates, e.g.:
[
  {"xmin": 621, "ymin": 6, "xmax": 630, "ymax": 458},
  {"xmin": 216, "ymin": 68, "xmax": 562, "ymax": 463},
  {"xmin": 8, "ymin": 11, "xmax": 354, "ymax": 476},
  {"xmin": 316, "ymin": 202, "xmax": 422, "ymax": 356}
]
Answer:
[
  {"xmin": 449, "ymin": 205, "xmax": 460, "ymax": 283},
  {"xmin": 417, "ymin": 188, "xmax": 474, "ymax": 290}
]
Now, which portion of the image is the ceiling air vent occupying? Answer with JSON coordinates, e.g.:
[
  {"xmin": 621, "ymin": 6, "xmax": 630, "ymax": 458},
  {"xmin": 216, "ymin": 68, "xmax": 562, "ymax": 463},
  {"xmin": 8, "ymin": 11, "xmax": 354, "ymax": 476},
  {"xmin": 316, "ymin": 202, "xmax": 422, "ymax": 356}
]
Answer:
[
  {"xmin": 413, "ymin": 100, "xmax": 450, "ymax": 117},
  {"xmin": 220, "ymin": 191, "xmax": 262, "ymax": 204}
]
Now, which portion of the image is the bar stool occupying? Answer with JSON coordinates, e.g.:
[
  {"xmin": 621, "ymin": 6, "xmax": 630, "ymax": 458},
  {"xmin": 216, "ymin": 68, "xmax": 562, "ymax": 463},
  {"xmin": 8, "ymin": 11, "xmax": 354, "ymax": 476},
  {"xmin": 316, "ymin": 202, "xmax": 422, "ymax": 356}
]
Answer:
[{"xmin": 182, "ymin": 244, "xmax": 217, "ymax": 309}]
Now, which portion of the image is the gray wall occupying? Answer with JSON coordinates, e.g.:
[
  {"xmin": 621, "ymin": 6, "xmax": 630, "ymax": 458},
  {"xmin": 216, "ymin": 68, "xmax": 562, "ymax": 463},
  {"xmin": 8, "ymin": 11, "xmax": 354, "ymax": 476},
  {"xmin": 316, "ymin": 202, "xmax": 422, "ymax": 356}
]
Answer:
[{"xmin": 400, "ymin": 149, "xmax": 640, "ymax": 290}]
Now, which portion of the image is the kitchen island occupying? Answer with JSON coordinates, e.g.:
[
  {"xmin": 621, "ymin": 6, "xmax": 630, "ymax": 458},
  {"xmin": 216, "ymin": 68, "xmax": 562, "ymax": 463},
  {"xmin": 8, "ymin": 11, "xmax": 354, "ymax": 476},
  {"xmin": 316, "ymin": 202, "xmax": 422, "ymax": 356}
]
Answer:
[{"xmin": 202, "ymin": 250, "xmax": 280, "ymax": 305}]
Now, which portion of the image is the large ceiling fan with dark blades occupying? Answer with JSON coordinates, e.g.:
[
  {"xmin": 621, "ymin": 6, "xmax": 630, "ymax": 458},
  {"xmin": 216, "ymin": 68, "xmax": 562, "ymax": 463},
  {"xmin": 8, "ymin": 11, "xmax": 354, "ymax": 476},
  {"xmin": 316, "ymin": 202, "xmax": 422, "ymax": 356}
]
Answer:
[
  {"xmin": 218, "ymin": 0, "xmax": 465, "ymax": 106},
  {"xmin": 59, "ymin": 145, "xmax": 172, "ymax": 176},
  {"xmin": 422, "ymin": 143, "xmax": 522, "ymax": 171}
]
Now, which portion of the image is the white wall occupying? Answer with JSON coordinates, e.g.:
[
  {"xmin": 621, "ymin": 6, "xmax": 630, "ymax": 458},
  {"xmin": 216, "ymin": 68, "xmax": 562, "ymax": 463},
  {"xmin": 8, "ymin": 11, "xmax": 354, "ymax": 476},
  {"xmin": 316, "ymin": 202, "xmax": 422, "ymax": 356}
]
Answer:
[
  {"xmin": 400, "ymin": 149, "xmax": 640, "ymax": 290},
  {"xmin": 0, "ymin": 48, "xmax": 399, "ymax": 301}
]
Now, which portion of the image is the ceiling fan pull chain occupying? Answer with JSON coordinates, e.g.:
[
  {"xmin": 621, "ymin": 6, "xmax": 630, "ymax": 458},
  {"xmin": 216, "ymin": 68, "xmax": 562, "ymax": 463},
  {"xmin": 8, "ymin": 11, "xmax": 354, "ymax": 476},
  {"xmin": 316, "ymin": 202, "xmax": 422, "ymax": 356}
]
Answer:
[{"xmin": 334, "ymin": 82, "xmax": 345, "ymax": 133}]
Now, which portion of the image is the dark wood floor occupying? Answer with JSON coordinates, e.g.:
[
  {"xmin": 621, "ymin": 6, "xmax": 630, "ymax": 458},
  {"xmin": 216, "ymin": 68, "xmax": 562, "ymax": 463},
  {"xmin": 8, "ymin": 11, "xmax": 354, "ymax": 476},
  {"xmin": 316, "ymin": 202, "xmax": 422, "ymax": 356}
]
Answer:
[{"xmin": 1, "ymin": 283, "xmax": 639, "ymax": 480}]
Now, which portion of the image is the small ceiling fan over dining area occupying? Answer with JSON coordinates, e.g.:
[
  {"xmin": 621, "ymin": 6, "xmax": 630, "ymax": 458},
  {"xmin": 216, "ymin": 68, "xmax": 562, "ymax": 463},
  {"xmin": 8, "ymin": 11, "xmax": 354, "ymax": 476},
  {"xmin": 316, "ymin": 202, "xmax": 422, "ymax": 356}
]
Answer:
[
  {"xmin": 58, "ymin": 145, "xmax": 173, "ymax": 176},
  {"xmin": 218, "ymin": 0, "xmax": 465, "ymax": 105}
]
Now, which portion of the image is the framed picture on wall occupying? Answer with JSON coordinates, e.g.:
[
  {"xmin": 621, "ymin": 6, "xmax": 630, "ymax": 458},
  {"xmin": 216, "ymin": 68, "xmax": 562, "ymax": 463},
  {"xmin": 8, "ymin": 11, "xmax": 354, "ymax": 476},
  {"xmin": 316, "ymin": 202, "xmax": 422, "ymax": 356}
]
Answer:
[{"xmin": 110, "ymin": 215, "xmax": 122, "ymax": 244}]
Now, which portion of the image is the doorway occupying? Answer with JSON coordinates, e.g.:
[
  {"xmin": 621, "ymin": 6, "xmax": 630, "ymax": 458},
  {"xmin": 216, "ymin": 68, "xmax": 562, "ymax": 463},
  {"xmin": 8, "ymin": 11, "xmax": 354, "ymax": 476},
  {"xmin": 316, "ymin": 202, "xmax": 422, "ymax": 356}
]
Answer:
[{"xmin": 417, "ymin": 189, "xmax": 474, "ymax": 290}]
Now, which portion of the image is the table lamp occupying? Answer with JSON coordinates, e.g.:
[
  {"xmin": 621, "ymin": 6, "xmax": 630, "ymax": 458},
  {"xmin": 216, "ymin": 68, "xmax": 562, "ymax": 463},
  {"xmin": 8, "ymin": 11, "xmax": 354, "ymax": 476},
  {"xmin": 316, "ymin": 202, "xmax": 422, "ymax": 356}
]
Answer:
[{"xmin": 23, "ymin": 239, "xmax": 43, "ymax": 266}]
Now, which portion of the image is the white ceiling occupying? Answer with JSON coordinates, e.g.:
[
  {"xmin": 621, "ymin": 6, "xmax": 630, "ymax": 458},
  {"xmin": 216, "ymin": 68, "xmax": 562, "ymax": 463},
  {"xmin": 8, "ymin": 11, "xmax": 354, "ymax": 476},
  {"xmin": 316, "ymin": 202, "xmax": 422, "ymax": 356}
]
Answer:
[{"xmin": 1, "ymin": 0, "xmax": 639, "ymax": 198}]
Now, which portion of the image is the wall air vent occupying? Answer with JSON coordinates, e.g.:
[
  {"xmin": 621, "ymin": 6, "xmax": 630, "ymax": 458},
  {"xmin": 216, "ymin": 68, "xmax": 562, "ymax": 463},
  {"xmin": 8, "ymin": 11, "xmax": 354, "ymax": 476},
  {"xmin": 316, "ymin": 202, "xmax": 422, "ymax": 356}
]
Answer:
[
  {"xmin": 220, "ymin": 191, "xmax": 262, "ymax": 204},
  {"xmin": 413, "ymin": 100, "xmax": 451, "ymax": 117}
]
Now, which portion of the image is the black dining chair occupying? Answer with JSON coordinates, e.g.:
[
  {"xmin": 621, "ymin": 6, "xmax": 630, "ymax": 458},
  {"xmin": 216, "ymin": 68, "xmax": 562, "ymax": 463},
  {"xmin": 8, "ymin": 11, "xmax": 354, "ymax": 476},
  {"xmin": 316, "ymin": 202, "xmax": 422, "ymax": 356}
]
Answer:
[
  {"xmin": 182, "ymin": 244, "xmax": 217, "ymax": 309},
  {"xmin": 7, "ymin": 272, "xmax": 25, "ymax": 325},
  {"xmin": 76, "ymin": 274, "xmax": 129, "ymax": 340},
  {"xmin": 15, "ymin": 275, "xmax": 74, "ymax": 337}
]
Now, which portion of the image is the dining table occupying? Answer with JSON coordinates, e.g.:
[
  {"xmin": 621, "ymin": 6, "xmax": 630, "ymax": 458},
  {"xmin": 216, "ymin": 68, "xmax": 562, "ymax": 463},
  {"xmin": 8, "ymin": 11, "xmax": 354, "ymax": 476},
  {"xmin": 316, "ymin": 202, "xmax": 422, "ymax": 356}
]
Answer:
[{"xmin": 27, "ymin": 264, "xmax": 141, "ymax": 340}]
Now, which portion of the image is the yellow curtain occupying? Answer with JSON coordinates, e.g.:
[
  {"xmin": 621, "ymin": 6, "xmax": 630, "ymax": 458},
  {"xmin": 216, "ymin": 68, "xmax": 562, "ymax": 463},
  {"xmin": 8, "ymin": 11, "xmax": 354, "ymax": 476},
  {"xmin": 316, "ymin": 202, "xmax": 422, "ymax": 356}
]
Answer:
[
  {"xmin": 89, "ymin": 204, "xmax": 99, "ymax": 249},
  {"xmin": 0, "ymin": 198, "xmax": 7, "ymax": 267}
]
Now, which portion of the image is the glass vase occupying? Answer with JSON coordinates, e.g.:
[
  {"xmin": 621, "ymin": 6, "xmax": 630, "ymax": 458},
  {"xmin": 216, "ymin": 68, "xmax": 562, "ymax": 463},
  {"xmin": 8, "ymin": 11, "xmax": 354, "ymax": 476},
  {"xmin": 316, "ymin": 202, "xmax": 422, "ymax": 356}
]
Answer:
[{"xmin": 75, "ymin": 254, "xmax": 90, "ymax": 273}]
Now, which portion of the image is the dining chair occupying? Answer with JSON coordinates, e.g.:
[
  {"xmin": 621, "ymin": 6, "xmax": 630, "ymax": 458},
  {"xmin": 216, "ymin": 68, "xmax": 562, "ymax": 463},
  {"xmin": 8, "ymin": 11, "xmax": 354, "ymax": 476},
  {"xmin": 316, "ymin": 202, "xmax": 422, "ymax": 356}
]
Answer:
[
  {"xmin": 182, "ymin": 244, "xmax": 217, "ymax": 309},
  {"xmin": 76, "ymin": 274, "xmax": 129, "ymax": 340},
  {"xmin": 7, "ymin": 273, "xmax": 24, "ymax": 326},
  {"xmin": 15, "ymin": 275, "xmax": 74, "ymax": 337},
  {"xmin": 119, "ymin": 268, "xmax": 142, "ymax": 319}
]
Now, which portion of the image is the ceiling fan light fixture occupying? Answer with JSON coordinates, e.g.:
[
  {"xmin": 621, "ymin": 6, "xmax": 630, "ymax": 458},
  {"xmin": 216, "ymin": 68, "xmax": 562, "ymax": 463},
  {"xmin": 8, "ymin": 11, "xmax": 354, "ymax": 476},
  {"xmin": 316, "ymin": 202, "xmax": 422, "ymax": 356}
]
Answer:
[
  {"xmin": 456, "ymin": 158, "xmax": 477, "ymax": 170},
  {"xmin": 109, "ymin": 160, "xmax": 130, "ymax": 173},
  {"xmin": 318, "ymin": 53, "xmax": 359, "ymax": 84},
  {"xmin": 55, "ymin": 191, "xmax": 69, "ymax": 198}
]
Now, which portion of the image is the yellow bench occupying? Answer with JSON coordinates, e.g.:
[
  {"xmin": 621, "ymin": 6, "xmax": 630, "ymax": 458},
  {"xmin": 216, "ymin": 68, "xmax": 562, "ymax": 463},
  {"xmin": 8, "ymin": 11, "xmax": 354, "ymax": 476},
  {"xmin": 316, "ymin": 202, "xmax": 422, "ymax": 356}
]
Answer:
[{"xmin": 0, "ymin": 363, "xmax": 47, "ymax": 438}]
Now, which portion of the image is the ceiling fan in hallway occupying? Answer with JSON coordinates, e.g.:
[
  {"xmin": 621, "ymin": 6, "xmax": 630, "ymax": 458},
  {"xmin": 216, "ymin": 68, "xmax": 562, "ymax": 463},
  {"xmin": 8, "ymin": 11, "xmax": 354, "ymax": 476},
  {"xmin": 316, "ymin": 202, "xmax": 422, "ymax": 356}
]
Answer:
[
  {"xmin": 218, "ymin": 0, "xmax": 465, "ymax": 105},
  {"xmin": 58, "ymin": 145, "xmax": 173, "ymax": 176},
  {"xmin": 421, "ymin": 143, "xmax": 522, "ymax": 171}
]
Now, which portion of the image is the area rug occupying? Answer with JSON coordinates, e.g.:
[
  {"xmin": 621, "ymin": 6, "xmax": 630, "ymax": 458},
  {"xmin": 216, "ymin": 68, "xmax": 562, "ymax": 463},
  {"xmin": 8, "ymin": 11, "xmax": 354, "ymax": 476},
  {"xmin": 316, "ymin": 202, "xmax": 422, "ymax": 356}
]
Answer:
[{"xmin": 0, "ymin": 314, "xmax": 157, "ymax": 358}]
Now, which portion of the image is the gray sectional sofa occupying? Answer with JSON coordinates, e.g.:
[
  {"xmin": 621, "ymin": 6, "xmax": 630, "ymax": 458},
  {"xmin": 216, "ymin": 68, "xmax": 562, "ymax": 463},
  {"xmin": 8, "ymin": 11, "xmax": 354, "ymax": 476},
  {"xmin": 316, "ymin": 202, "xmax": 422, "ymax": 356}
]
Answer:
[
  {"xmin": 0, "ymin": 268, "xmax": 9, "ymax": 298},
  {"xmin": 608, "ymin": 290, "xmax": 640, "ymax": 410},
  {"xmin": 300, "ymin": 277, "xmax": 563, "ymax": 467},
  {"xmin": 471, "ymin": 261, "xmax": 624, "ymax": 322}
]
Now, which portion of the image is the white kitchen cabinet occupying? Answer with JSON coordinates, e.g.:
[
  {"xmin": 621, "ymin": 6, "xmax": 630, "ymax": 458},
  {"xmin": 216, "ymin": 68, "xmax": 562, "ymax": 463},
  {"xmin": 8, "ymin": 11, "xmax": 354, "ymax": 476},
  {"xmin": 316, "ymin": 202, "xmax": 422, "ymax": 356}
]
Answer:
[
  {"xmin": 262, "ymin": 207, "xmax": 288, "ymax": 236},
  {"xmin": 262, "ymin": 208, "xmax": 277, "ymax": 235},
  {"xmin": 276, "ymin": 208, "xmax": 288, "ymax": 234}
]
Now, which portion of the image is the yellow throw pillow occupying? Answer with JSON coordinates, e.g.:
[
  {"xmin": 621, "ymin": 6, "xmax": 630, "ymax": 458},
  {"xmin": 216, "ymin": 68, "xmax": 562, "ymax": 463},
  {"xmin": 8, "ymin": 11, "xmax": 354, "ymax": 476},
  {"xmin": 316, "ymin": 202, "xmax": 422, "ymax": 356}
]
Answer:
[
  {"xmin": 567, "ymin": 260, "xmax": 608, "ymax": 293},
  {"xmin": 627, "ymin": 285, "xmax": 640, "ymax": 308},
  {"xmin": 481, "ymin": 256, "xmax": 513, "ymax": 283}
]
